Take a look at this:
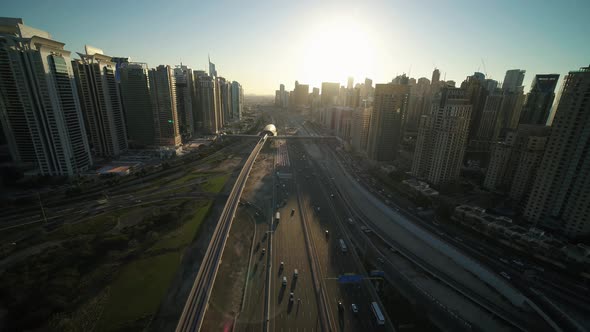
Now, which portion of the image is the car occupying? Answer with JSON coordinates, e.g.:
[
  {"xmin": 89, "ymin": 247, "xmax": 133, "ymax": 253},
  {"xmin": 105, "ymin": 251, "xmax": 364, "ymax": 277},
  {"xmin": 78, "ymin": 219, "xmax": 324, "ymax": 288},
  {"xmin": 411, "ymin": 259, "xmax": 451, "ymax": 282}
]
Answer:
[
  {"xmin": 338, "ymin": 300, "xmax": 344, "ymax": 311},
  {"xmin": 293, "ymin": 269, "xmax": 298, "ymax": 278},
  {"xmin": 347, "ymin": 218, "xmax": 354, "ymax": 224},
  {"xmin": 282, "ymin": 276, "xmax": 287, "ymax": 286},
  {"xmin": 289, "ymin": 292, "xmax": 294, "ymax": 302},
  {"xmin": 330, "ymin": 193, "xmax": 334, "ymax": 198},
  {"xmin": 351, "ymin": 303, "xmax": 359, "ymax": 314},
  {"xmin": 262, "ymin": 248, "xmax": 266, "ymax": 255},
  {"xmin": 512, "ymin": 259, "xmax": 524, "ymax": 267},
  {"xmin": 325, "ymin": 230, "xmax": 329, "ymax": 237},
  {"xmin": 280, "ymin": 261, "xmax": 284, "ymax": 270},
  {"xmin": 316, "ymin": 206, "xmax": 321, "ymax": 212},
  {"xmin": 500, "ymin": 271, "xmax": 511, "ymax": 280},
  {"xmin": 291, "ymin": 209, "xmax": 295, "ymax": 215}
]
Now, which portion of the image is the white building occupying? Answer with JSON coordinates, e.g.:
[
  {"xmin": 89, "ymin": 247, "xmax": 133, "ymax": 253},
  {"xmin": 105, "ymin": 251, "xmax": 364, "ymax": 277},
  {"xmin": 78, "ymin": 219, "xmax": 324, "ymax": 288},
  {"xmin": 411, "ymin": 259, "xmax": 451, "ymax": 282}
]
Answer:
[{"xmin": 0, "ymin": 18, "xmax": 92, "ymax": 175}]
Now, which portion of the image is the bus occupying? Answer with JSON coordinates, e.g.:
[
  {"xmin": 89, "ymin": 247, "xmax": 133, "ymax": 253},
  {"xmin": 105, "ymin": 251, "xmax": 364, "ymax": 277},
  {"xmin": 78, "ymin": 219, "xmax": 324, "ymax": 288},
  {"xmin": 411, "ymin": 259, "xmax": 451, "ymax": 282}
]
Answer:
[
  {"xmin": 371, "ymin": 302, "xmax": 385, "ymax": 326},
  {"xmin": 339, "ymin": 239, "xmax": 348, "ymax": 253}
]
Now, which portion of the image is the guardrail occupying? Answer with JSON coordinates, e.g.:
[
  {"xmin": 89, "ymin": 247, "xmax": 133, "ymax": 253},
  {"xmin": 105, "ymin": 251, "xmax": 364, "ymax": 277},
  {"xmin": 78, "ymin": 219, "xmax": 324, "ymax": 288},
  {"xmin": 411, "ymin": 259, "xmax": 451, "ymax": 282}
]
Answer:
[{"xmin": 176, "ymin": 136, "xmax": 267, "ymax": 332}]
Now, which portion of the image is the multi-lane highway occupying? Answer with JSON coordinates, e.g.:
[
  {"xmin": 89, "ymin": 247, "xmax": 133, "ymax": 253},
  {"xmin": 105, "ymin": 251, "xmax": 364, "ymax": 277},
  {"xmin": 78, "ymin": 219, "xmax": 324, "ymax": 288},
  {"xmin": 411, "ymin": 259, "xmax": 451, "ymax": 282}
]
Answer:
[{"xmin": 188, "ymin": 109, "xmax": 573, "ymax": 331}]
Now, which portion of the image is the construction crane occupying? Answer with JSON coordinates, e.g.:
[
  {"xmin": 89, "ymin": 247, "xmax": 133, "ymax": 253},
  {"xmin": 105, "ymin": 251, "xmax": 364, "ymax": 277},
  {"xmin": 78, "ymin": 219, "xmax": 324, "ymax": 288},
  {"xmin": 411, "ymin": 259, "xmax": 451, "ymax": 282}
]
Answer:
[{"xmin": 481, "ymin": 58, "xmax": 488, "ymax": 77}]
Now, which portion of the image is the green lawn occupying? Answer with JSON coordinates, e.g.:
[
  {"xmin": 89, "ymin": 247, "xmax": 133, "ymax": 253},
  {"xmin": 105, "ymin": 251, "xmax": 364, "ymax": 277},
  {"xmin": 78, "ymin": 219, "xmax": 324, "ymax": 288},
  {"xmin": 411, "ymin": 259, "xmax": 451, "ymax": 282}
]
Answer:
[
  {"xmin": 49, "ymin": 215, "xmax": 117, "ymax": 240},
  {"xmin": 202, "ymin": 174, "xmax": 230, "ymax": 193},
  {"xmin": 150, "ymin": 201, "xmax": 212, "ymax": 251},
  {"xmin": 168, "ymin": 172, "xmax": 207, "ymax": 187},
  {"xmin": 95, "ymin": 200, "xmax": 213, "ymax": 330},
  {"xmin": 96, "ymin": 251, "xmax": 181, "ymax": 331}
]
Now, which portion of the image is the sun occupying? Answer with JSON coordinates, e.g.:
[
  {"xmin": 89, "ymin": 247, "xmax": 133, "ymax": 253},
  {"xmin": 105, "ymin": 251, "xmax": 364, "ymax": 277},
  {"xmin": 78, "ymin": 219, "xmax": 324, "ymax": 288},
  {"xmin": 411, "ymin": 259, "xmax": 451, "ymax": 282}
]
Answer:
[{"xmin": 301, "ymin": 17, "xmax": 376, "ymax": 88}]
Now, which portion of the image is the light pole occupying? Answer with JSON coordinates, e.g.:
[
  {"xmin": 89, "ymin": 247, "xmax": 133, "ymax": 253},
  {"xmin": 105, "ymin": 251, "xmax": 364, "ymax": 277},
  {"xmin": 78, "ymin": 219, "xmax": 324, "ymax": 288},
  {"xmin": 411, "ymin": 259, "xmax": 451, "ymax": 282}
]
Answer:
[{"xmin": 37, "ymin": 192, "xmax": 47, "ymax": 223}]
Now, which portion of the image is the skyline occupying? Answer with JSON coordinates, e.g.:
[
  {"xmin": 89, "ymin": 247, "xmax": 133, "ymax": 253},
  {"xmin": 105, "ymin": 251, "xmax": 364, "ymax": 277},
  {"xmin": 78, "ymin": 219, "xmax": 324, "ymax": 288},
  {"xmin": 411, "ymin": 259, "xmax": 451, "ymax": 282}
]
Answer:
[{"xmin": 3, "ymin": 0, "xmax": 589, "ymax": 94}]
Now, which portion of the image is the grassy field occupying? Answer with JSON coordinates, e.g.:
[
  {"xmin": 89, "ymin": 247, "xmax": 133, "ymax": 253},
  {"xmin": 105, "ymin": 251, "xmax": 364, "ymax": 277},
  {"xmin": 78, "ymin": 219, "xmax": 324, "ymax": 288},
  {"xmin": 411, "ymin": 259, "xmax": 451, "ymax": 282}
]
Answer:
[
  {"xmin": 96, "ymin": 251, "xmax": 182, "ymax": 331},
  {"xmin": 48, "ymin": 215, "xmax": 118, "ymax": 240},
  {"xmin": 202, "ymin": 174, "xmax": 230, "ymax": 193},
  {"xmin": 168, "ymin": 172, "xmax": 207, "ymax": 187},
  {"xmin": 96, "ymin": 199, "xmax": 214, "ymax": 330},
  {"xmin": 150, "ymin": 201, "xmax": 212, "ymax": 251}
]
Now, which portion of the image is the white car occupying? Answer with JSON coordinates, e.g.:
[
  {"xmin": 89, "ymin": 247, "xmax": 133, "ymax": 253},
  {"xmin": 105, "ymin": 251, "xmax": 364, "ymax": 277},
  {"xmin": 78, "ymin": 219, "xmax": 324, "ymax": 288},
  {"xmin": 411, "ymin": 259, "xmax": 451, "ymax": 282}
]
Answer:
[{"xmin": 351, "ymin": 303, "xmax": 359, "ymax": 314}]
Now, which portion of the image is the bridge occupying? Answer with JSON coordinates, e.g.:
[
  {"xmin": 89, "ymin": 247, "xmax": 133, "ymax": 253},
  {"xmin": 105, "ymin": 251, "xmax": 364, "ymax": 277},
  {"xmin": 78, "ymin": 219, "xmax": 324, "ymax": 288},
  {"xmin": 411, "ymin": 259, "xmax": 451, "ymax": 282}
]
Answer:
[
  {"xmin": 176, "ymin": 135, "xmax": 267, "ymax": 332},
  {"xmin": 223, "ymin": 134, "xmax": 337, "ymax": 140}
]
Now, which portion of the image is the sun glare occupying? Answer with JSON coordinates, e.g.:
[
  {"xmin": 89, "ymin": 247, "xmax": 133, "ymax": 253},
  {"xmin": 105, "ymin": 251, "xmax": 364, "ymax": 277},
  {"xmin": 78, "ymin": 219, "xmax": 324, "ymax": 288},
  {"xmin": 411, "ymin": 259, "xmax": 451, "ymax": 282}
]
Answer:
[{"xmin": 301, "ymin": 17, "xmax": 376, "ymax": 88}]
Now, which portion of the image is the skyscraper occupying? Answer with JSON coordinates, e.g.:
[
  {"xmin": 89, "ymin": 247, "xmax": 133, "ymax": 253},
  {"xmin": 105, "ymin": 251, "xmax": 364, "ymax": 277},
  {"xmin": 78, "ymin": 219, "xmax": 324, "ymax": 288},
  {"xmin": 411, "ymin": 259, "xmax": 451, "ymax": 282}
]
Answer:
[
  {"xmin": 192, "ymin": 70, "xmax": 207, "ymax": 131},
  {"xmin": 431, "ymin": 68, "xmax": 440, "ymax": 86},
  {"xmin": 523, "ymin": 65, "xmax": 590, "ymax": 238},
  {"xmin": 197, "ymin": 74, "xmax": 220, "ymax": 134},
  {"xmin": 367, "ymin": 84, "xmax": 410, "ymax": 161},
  {"xmin": 72, "ymin": 46, "xmax": 128, "ymax": 157},
  {"xmin": 412, "ymin": 87, "xmax": 472, "ymax": 185},
  {"xmin": 218, "ymin": 77, "xmax": 232, "ymax": 124},
  {"xmin": 405, "ymin": 77, "xmax": 431, "ymax": 132},
  {"xmin": 519, "ymin": 74, "xmax": 559, "ymax": 125},
  {"xmin": 231, "ymin": 81, "xmax": 243, "ymax": 120},
  {"xmin": 294, "ymin": 83, "xmax": 309, "ymax": 107},
  {"xmin": 493, "ymin": 89, "xmax": 525, "ymax": 140},
  {"xmin": 149, "ymin": 65, "xmax": 181, "ymax": 147},
  {"xmin": 474, "ymin": 89, "xmax": 503, "ymax": 141},
  {"xmin": 174, "ymin": 65, "xmax": 195, "ymax": 141},
  {"xmin": 347, "ymin": 77, "xmax": 354, "ymax": 90},
  {"xmin": 502, "ymin": 69, "xmax": 526, "ymax": 92},
  {"xmin": 484, "ymin": 125, "xmax": 550, "ymax": 206},
  {"xmin": 0, "ymin": 18, "xmax": 92, "ymax": 175},
  {"xmin": 351, "ymin": 106, "xmax": 372, "ymax": 153},
  {"xmin": 208, "ymin": 55, "xmax": 217, "ymax": 78},
  {"xmin": 321, "ymin": 82, "xmax": 340, "ymax": 106},
  {"xmin": 119, "ymin": 62, "xmax": 155, "ymax": 147}
]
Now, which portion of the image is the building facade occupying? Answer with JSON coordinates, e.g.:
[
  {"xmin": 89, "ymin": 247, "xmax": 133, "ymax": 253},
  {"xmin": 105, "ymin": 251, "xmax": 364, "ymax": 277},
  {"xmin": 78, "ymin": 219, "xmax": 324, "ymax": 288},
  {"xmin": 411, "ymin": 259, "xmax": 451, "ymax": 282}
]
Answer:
[
  {"xmin": 72, "ymin": 46, "xmax": 128, "ymax": 157},
  {"xmin": 173, "ymin": 65, "xmax": 195, "ymax": 141},
  {"xmin": 321, "ymin": 82, "xmax": 340, "ymax": 106},
  {"xmin": 524, "ymin": 66, "xmax": 590, "ymax": 238},
  {"xmin": 502, "ymin": 69, "xmax": 526, "ymax": 92},
  {"xmin": 149, "ymin": 65, "xmax": 181, "ymax": 147},
  {"xmin": 484, "ymin": 125, "xmax": 550, "ymax": 206},
  {"xmin": 119, "ymin": 62, "xmax": 155, "ymax": 147},
  {"xmin": 519, "ymin": 74, "xmax": 559, "ymax": 125},
  {"xmin": 351, "ymin": 106, "xmax": 372, "ymax": 153},
  {"xmin": 0, "ymin": 18, "xmax": 92, "ymax": 175},
  {"xmin": 412, "ymin": 87, "xmax": 472, "ymax": 185},
  {"xmin": 197, "ymin": 74, "xmax": 220, "ymax": 134},
  {"xmin": 231, "ymin": 81, "xmax": 243, "ymax": 120},
  {"xmin": 367, "ymin": 83, "xmax": 410, "ymax": 161}
]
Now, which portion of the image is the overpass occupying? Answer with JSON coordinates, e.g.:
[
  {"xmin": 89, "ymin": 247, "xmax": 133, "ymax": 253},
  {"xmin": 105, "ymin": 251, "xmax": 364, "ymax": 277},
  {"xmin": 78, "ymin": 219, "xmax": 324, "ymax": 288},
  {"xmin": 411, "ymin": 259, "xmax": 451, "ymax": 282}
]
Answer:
[
  {"xmin": 176, "ymin": 135, "xmax": 267, "ymax": 332},
  {"xmin": 223, "ymin": 134, "xmax": 337, "ymax": 140}
]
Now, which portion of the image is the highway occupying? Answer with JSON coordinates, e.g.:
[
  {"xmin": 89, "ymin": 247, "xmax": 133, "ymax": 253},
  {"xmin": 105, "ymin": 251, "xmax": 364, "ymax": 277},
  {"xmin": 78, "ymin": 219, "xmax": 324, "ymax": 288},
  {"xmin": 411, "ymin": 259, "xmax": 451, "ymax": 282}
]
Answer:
[
  {"xmin": 288, "ymin": 140, "xmax": 394, "ymax": 331},
  {"xmin": 176, "ymin": 135, "xmax": 267, "ymax": 332}
]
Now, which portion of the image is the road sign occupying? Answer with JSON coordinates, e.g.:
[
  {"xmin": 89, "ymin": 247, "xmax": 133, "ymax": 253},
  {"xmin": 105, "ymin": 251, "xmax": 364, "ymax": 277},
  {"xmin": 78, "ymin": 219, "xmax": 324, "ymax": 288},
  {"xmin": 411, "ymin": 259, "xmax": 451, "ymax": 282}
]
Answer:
[
  {"xmin": 370, "ymin": 270, "xmax": 385, "ymax": 277},
  {"xmin": 338, "ymin": 274, "xmax": 363, "ymax": 284}
]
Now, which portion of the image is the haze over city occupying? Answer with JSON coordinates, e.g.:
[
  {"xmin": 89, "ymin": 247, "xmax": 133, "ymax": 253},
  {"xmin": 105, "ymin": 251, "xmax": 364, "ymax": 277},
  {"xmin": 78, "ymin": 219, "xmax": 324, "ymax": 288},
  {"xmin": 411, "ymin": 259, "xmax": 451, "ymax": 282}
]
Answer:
[
  {"xmin": 3, "ymin": 0, "xmax": 589, "ymax": 94},
  {"xmin": 1, "ymin": 1, "xmax": 590, "ymax": 332}
]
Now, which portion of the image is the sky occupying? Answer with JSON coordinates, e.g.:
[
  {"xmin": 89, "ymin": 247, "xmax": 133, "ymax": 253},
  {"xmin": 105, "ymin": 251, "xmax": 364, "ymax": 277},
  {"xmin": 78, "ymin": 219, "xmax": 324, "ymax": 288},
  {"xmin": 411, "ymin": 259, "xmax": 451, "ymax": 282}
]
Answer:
[{"xmin": 3, "ymin": 0, "xmax": 590, "ymax": 95}]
